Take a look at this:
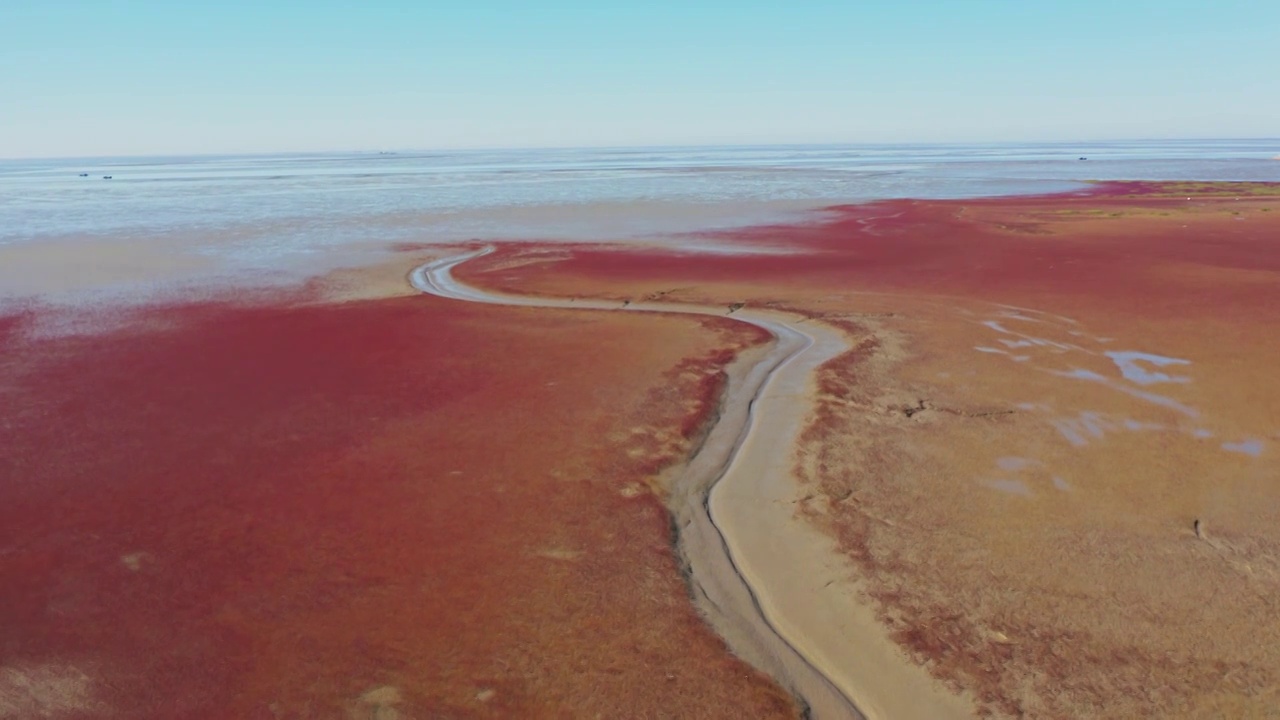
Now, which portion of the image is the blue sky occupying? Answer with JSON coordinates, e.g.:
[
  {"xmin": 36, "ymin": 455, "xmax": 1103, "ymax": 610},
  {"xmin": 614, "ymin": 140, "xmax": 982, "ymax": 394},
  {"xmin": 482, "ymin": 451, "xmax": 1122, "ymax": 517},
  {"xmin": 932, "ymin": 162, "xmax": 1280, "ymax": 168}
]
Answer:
[{"xmin": 2, "ymin": 1, "xmax": 1276, "ymax": 157}]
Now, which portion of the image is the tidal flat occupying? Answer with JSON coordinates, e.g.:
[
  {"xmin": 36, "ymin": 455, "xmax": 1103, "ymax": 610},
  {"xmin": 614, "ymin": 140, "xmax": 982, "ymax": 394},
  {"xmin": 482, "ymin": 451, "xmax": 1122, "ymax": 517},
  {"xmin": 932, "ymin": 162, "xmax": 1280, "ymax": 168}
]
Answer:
[{"xmin": 3, "ymin": 176, "xmax": 1279, "ymax": 718}]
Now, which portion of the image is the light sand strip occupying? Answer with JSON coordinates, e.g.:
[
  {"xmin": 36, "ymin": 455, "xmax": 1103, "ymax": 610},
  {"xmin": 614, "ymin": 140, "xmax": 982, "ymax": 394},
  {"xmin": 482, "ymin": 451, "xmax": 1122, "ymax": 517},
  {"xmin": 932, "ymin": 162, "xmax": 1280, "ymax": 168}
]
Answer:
[{"xmin": 411, "ymin": 249, "xmax": 970, "ymax": 720}]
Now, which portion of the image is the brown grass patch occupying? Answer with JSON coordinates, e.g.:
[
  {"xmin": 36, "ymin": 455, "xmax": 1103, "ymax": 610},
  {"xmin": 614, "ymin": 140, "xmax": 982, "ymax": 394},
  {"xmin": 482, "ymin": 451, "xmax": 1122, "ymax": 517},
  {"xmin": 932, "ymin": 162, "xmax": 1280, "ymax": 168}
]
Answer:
[{"xmin": 458, "ymin": 189, "xmax": 1280, "ymax": 717}]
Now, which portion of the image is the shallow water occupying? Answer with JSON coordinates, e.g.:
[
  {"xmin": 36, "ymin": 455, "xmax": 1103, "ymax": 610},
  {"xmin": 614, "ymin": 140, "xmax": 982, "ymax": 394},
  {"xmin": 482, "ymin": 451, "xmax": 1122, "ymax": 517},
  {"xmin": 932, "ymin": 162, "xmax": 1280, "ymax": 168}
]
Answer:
[
  {"xmin": 1, "ymin": 140, "xmax": 1276, "ymax": 293},
  {"xmin": 1222, "ymin": 439, "xmax": 1266, "ymax": 457}
]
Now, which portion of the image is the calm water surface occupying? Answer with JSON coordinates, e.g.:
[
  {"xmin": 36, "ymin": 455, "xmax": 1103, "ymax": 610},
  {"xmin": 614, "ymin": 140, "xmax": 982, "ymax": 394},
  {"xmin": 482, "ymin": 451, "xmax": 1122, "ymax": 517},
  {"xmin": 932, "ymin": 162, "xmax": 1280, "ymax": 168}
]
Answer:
[{"xmin": 1, "ymin": 140, "xmax": 1276, "ymax": 278}]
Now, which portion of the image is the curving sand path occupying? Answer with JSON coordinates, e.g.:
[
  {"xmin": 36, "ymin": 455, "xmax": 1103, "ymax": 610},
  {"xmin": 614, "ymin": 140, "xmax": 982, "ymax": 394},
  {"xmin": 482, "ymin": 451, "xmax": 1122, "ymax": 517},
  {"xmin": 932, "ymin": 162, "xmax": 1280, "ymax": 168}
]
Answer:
[{"xmin": 410, "ymin": 249, "xmax": 969, "ymax": 720}]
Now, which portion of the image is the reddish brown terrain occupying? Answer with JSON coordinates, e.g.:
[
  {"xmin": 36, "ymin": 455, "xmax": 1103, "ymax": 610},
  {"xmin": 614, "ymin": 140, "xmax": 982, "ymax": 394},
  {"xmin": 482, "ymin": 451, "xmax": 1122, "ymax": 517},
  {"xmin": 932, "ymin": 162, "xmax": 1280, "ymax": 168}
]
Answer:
[
  {"xmin": 0, "ymin": 283, "xmax": 794, "ymax": 718},
  {"xmin": 456, "ymin": 182, "xmax": 1280, "ymax": 717},
  {"xmin": 5, "ymin": 181, "xmax": 1277, "ymax": 719}
]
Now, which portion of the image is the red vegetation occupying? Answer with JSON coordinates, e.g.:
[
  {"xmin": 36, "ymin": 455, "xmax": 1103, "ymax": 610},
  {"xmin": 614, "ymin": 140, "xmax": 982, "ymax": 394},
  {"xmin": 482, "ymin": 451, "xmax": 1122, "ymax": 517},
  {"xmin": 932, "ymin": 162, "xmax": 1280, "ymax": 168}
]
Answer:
[
  {"xmin": 0, "ymin": 292, "xmax": 792, "ymax": 718},
  {"xmin": 477, "ymin": 182, "xmax": 1280, "ymax": 323}
]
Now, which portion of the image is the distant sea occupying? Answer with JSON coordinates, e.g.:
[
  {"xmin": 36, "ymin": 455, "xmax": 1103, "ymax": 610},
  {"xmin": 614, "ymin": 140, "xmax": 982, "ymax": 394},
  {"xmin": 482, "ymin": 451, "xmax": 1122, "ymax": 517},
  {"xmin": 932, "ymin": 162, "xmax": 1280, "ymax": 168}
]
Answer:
[{"xmin": 2, "ymin": 140, "xmax": 1276, "ymax": 273}]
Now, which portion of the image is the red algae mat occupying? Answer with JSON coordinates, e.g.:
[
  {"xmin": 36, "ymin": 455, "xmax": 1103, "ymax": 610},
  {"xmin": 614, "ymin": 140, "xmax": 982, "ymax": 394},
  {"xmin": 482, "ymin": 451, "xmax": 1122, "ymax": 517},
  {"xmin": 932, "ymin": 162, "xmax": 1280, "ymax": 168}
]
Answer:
[
  {"xmin": 455, "ymin": 182, "xmax": 1280, "ymax": 718},
  {"xmin": 0, "ymin": 291, "xmax": 794, "ymax": 718}
]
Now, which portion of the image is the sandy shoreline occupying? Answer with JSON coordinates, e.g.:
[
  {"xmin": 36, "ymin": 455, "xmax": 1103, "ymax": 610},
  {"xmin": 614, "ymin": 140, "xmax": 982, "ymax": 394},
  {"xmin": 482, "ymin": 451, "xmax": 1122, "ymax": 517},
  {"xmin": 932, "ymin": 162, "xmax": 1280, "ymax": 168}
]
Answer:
[{"xmin": 413, "ymin": 250, "xmax": 970, "ymax": 719}]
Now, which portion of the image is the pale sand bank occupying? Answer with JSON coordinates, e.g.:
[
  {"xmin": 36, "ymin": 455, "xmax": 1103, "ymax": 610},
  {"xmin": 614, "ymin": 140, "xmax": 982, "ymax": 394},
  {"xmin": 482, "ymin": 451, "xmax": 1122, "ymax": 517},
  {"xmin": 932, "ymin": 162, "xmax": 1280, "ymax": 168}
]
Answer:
[
  {"xmin": 0, "ymin": 237, "xmax": 215, "ymax": 298},
  {"xmin": 0, "ymin": 197, "xmax": 821, "ymax": 300}
]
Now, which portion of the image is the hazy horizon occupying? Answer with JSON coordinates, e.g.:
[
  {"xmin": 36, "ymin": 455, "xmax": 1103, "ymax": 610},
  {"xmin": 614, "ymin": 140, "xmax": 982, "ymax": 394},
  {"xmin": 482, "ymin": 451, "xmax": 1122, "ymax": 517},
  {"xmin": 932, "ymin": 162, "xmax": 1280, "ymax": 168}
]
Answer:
[
  {"xmin": 4, "ymin": 2, "xmax": 1278, "ymax": 158},
  {"xmin": 3, "ymin": 137, "xmax": 1278, "ymax": 163}
]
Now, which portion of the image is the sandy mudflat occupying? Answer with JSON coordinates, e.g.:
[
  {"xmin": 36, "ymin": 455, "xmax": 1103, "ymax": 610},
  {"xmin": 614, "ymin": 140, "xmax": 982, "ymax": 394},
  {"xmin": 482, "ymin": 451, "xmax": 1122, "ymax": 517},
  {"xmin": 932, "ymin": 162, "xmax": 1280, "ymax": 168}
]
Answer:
[
  {"xmin": 452, "ymin": 182, "xmax": 1280, "ymax": 717},
  {"xmin": 427, "ymin": 249, "xmax": 971, "ymax": 719},
  {"xmin": 706, "ymin": 318, "xmax": 973, "ymax": 720},
  {"xmin": 0, "ymin": 237, "xmax": 215, "ymax": 297},
  {"xmin": 9, "ymin": 181, "xmax": 1279, "ymax": 718}
]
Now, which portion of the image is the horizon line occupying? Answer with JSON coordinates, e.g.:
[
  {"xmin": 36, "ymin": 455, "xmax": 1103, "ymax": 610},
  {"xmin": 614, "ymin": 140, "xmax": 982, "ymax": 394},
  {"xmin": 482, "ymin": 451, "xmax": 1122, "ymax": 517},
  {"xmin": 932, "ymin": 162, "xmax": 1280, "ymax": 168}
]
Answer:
[{"xmin": 4, "ymin": 136, "xmax": 1279, "ymax": 163}]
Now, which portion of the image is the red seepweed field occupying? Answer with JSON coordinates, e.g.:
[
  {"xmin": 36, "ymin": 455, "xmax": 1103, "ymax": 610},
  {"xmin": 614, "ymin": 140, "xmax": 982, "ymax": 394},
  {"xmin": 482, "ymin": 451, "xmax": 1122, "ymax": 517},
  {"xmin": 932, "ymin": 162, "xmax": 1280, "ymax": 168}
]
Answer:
[
  {"xmin": 462, "ymin": 181, "xmax": 1280, "ymax": 313},
  {"xmin": 0, "ymin": 285, "xmax": 794, "ymax": 718},
  {"xmin": 5, "ymin": 181, "xmax": 1279, "ymax": 718}
]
